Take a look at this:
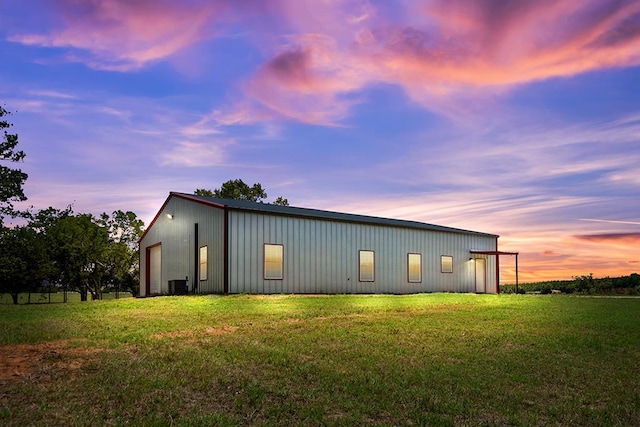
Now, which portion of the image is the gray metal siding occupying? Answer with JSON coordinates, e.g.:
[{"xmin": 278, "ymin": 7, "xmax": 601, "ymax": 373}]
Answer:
[
  {"xmin": 227, "ymin": 211, "xmax": 497, "ymax": 294},
  {"xmin": 139, "ymin": 197, "xmax": 225, "ymax": 296}
]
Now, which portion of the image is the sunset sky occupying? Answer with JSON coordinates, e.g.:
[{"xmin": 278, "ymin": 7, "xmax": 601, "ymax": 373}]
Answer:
[{"xmin": 1, "ymin": 0, "xmax": 639, "ymax": 283}]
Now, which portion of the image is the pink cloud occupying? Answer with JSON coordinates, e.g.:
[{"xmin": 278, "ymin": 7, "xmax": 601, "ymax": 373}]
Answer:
[
  {"xmin": 241, "ymin": 34, "xmax": 367, "ymax": 125},
  {"xmin": 230, "ymin": 0, "xmax": 640, "ymax": 123},
  {"xmin": 11, "ymin": 1, "xmax": 640, "ymax": 121},
  {"xmin": 215, "ymin": 0, "xmax": 382, "ymax": 125},
  {"xmin": 575, "ymin": 233, "xmax": 640, "ymax": 244},
  {"xmin": 9, "ymin": 0, "xmax": 226, "ymax": 71},
  {"xmin": 392, "ymin": 0, "xmax": 640, "ymax": 85},
  {"xmin": 271, "ymin": 0, "xmax": 376, "ymax": 37}
]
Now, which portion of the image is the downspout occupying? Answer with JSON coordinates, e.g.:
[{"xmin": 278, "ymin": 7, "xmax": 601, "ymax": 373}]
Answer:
[
  {"xmin": 223, "ymin": 207, "xmax": 229, "ymax": 294},
  {"xmin": 515, "ymin": 254, "xmax": 519, "ymax": 294},
  {"xmin": 495, "ymin": 237, "xmax": 500, "ymax": 294},
  {"xmin": 138, "ymin": 244, "xmax": 142, "ymax": 297},
  {"xmin": 194, "ymin": 223, "xmax": 198, "ymax": 293}
]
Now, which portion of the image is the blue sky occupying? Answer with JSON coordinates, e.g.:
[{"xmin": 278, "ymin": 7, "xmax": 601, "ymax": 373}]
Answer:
[{"xmin": 1, "ymin": 0, "xmax": 640, "ymax": 282}]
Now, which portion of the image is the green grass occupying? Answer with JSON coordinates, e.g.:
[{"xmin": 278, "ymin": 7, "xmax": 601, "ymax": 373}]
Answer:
[{"xmin": 1, "ymin": 294, "xmax": 639, "ymax": 426}]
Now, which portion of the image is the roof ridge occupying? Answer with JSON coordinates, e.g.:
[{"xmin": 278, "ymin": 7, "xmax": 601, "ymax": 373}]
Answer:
[{"xmin": 169, "ymin": 192, "xmax": 497, "ymax": 238}]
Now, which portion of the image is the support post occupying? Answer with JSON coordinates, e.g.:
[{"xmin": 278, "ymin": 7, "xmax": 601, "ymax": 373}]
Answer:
[
  {"xmin": 515, "ymin": 254, "xmax": 519, "ymax": 294},
  {"xmin": 496, "ymin": 254, "xmax": 500, "ymax": 294}
]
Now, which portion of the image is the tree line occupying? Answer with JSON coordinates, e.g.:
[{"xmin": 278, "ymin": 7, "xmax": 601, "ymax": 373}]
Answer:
[
  {"xmin": 500, "ymin": 273, "xmax": 640, "ymax": 295},
  {"xmin": 195, "ymin": 178, "xmax": 289, "ymax": 205},
  {"xmin": 0, "ymin": 207, "xmax": 144, "ymax": 303}
]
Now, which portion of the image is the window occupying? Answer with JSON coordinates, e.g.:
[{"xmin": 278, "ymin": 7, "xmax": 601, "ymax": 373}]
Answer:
[
  {"xmin": 441, "ymin": 255, "xmax": 453, "ymax": 273},
  {"xmin": 408, "ymin": 253, "xmax": 422, "ymax": 283},
  {"xmin": 264, "ymin": 244, "xmax": 284, "ymax": 280},
  {"xmin": 199, "ymin": 246, "xmax": 208, "ymax": 281},
  {"xmin": 359, "ymin": 250, "xmax": 375, "ymax": 282}
]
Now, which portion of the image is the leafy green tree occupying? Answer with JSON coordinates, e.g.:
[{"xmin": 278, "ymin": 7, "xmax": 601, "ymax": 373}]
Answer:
[
  {"xmin": 0, "ymin": 205, "xmax": 144, "ymax": 303},
  {"xmin": 193, "ymin": 188, "xmax": 214, "ymax": 197},
  {"xmin": 196, "ymin": 178, "xmax": 267, "ymax": 202},
  {"xmin": 195, "ymin": 179, "xmax": 289, "ymax": 205},
  {"xmin": 46, "ymin": 213, "xmax": 110, "ymax": 301},
  {"xmin": 97, "ymin": 210, "xmax": 144, "ymax": 296},
  {"xmin": 273, "ymin": 196, "xmax": 289, "ymax": 206},
  {"xmin": 573, "ymin": 273, "xmax": 595, "ymax": 293},
  {"xmin": 23, "ymin": 207, "xmax": 144, "ymax": 301},
  {"xmin": 0, "ymin": 105, "xmax": 28, "ymax": 221},
  {"xmin": 0, "ymin": 225, "xmax": 49, "ymax": 304},
  {"xmin": 29, "ymin": 205, "xmax": 74, "ymax": 232}
]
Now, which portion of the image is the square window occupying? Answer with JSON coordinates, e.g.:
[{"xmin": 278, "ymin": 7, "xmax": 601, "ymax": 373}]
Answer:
[
  {"xmin": 441, "ymin": 255, "xmax": 453, "ymax": 273},
  {"xmin": 359, "ymin": 250, "xmax": 375, "ymax": 282},
  {"xmin": 264, "ymin": 244, "xmax": 284, "ymax": 280}
]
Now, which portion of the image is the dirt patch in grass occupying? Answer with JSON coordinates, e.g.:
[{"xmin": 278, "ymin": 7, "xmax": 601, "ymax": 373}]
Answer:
[{"xmin": 0, "ymin": 339, "xmax": 102, "ymax": 381}]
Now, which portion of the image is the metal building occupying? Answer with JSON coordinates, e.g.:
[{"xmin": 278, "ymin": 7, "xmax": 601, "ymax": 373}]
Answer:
[{"xmin": 138, "ymin": 192, "xmax": 508, "ymax": 296}]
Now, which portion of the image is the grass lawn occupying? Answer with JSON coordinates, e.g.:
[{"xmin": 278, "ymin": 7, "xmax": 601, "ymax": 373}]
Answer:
[{"xmin": 0, "ymin": 293, "xmax": 638, "ymax": 426}]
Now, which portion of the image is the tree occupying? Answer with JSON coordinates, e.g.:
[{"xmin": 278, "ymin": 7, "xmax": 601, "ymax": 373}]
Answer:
[
  {"xmin": 195, "ymin": 179, "xmax": 289, "ymax": 205},
  {"xmin": 0, "ymin": 105, "xmax": 28, "ymax": 221},
  {"xmin": 97, "ymin": 210, "xmax": 144, "ymax": 296},
  {"xmin": 0, "ymin": 225, "xmax": 49, "ymax": 304},
  {"xmin": 273, "ymin": 196, "xmax": 289, "ymax": 206},
  {"xmin": 24, "ymin": 207, "xmax": 143, "ymax": 302},
  {"xmin": 196, "ymin": 179, "xmax": 267, "ymax": 202},
  {"xmin": 193, "ymin": 188, "xmax": 214, "ymax": 197},
  {"xmin": 46, "ymin": 213, "xmax": 109, "ymax": 301},
  {"xmin": 29, "ymin": 205, "xmax": 74, "ymax": 233},
  {"xmin": 0, "ymin": 205, "xmax": 143, "ymax": 303}
]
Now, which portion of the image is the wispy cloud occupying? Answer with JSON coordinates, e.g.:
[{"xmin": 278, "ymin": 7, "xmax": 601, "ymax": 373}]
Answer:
[
  {"xmin": 27, "ymin": 89, "xmax": 77, "ymax": 99},
  {"xmin": 8, "ymin": 0, "xmax": 224, "ymax": 71},
  {"xmin": 575, "ymin": 233, "xmax": 640, "ymax": 243},
  {"xmin": 159, "ymin": 141, "xmax": 229, "ymax": 167},
  {"xmin": 580, "ymin": 219, "xmax": 640, "ymax": 226}
]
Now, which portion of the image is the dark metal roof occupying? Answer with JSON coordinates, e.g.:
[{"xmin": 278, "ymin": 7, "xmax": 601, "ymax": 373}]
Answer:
[{"xmin": 171, "ymin": 192, "xmax": 498, "ymax": 238}]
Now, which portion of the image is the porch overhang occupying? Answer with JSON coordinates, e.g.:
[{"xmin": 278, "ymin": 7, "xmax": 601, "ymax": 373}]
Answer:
[{"xmin": 470, "ymin": 250, "xmax": 519, "ymax": 294}]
